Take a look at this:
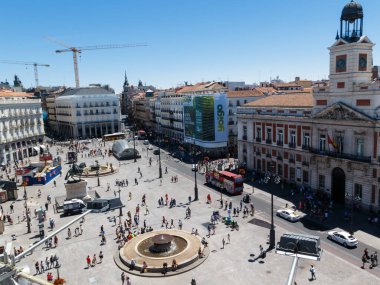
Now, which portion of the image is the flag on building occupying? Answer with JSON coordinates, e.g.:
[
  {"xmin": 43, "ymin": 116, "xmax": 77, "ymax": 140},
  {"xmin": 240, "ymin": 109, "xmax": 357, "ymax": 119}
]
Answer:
[{"xmin": 327, "ymin": 134, "xmax": 337, "ymax": 150}]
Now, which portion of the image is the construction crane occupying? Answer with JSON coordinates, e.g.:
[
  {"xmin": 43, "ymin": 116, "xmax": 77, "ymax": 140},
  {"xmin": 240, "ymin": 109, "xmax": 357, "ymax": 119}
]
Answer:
[
  {"xmin": 0, "ymin": 60, "xmax": 50, "ymax": 88},
  {"xmin": 46, "ymin": 37, "xmax": 147, "ymax": 88}
]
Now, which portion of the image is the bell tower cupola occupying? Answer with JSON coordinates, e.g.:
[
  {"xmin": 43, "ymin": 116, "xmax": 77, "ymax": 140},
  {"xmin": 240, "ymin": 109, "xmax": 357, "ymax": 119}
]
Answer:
[{"xmin": 340, "ymin": 0, "xmax": 363, "ymax": 42}]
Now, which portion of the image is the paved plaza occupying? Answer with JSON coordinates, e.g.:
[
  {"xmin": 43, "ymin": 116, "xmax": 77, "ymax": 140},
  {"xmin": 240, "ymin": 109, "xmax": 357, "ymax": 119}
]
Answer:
[{"xmin": 1, "ymin": 140, "xmax": 380, "ymax": 284}]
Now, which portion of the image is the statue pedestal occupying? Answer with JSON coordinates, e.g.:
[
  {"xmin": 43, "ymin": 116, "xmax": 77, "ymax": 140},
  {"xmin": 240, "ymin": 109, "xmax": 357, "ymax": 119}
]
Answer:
[{"xmin": 64, "ymin": 180, "xmax": 88, "ymax": 200}]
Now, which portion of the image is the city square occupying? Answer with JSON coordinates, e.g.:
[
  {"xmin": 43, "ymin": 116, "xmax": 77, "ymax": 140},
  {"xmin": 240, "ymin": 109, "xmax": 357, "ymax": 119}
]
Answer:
[
  {"xmin": 1, "ymin": 139, "xmax": 379, "ymax": 284},
  {"xmin": 1, "ymin": 0, "xmax": 380, "ymax": 284}
]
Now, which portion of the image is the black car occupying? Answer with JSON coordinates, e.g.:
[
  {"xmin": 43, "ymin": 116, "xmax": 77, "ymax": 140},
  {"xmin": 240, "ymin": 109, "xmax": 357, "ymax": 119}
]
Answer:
[{"xmin": 153, "ymin": 149, "xmax": 160, "ymax": 155}]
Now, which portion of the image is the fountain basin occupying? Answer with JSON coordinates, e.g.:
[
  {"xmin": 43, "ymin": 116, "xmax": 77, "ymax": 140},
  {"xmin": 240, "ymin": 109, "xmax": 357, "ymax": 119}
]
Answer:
[{"xmin": 118, "ymin": 230, "xmax": 204, "ymax": 274}]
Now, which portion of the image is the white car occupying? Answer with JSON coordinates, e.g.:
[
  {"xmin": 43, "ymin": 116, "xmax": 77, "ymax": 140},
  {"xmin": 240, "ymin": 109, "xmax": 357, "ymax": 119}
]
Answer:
[
  {"xmin": 327, "ymin": 231, "xmax": 358, "ymax": 247},
  {"xmin": 147, "ymin": 145, "xmax": 153, "ymax": 150},
  {"xmin": 143, "ymin": 140, "xmax": 149, "ymax": 145},
  {"xmin": 276, "ymin": 208, "xmax": 302, "ymax": 222}
]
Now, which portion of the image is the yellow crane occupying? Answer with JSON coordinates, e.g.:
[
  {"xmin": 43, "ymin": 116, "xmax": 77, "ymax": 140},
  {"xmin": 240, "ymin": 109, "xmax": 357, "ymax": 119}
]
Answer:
[
  {"xmin": 0, "ymin": 60, "xmax": 50, "ymax": 88},
  {"xmin": 46, "ymin": 37, "xmax": 147, "ymax": 88}
]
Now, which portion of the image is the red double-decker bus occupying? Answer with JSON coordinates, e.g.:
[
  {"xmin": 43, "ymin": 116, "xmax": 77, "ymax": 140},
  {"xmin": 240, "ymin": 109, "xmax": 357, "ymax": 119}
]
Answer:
[{"xmin": 205, "ymin": 170, "xmax": 244, "ymax": 195}]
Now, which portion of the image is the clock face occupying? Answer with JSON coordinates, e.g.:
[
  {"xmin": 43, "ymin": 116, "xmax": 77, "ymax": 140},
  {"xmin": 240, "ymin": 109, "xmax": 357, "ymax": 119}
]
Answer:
[
  {"xmin": 359, "ymin": 55, "xmax": 367, "ymax": 70},
  {"xmin": 336, "ymin": 58, "xmax": 346, "ymax": 70}
]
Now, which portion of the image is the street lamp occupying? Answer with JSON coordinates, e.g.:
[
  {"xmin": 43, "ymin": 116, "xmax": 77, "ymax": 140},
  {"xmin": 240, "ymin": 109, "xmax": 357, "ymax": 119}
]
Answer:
[
  {"xmin": 345, "ymin": 191, "xmax": 360, "ymax": 235},
  {"xmin": 194, "ymin": 163, "xmax": 199, "ymax": 201},
  {"xmin": 133, "ymin": 125, "xmax": 137, "ymax": 163},
  {"xmin": 96, "ymin": 170, "xmax": 100, "ymax": 187},
  {"xmin": 23, "ymin": 184, "xmax": 31, "ymax": 233},
  {"xmin": 118, "ymin": 184, "xmax": 123, "ymax": 216},
  {"xmin": 263, "ymin": 170, "xmax": 281, "ymax": 249},
  {"xmin": 158, "ymin": 132, "xmax": 162, "ymax": 179}
]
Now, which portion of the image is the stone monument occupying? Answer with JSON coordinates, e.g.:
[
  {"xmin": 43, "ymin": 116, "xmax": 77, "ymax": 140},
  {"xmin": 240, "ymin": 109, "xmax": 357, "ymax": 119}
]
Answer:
[{"xmin": 64, "ymin": 163, "xmax": 88, "ymax": 200}]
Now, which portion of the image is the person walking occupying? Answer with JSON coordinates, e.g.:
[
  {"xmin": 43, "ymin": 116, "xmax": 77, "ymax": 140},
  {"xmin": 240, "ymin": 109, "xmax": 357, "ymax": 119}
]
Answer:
[
  {"xmin": 126, "ymin": 276, "xmax": 131, "ymax": 285},
  {"xmin": 227, "ymin": 233, "xmax": 230, "ymax": 244},
  {"xmin": 92, "ymin": 254, "xmax": 97, "ymax": 267},
  {"xmin": 178, "ymin": 219, "xmax": 183, "ymax": 230},
  {"xmin": 309, "ymin": 265, "xmax": 316, "ymax": 280},
  {"xmin": 99, "ymin": 251, "xmax": 104, "ymax": 263},
  {"xmin": 222, "ymin": 238, "xmax": 225, "ymax": 249},
  {"xmin": 67, "ymin": 228, "xmax": 71, "ymax": 239},
  {"xmin": 86, "ymin": 255, "xmax": 91, "ymax": 268},
  {"xmin": 121, "ymin": 272, "xmax": 126, "ymax": 284}
]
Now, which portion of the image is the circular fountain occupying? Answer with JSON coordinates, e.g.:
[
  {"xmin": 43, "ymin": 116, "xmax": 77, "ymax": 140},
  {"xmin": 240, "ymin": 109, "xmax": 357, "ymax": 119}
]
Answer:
[
  {"xmin": 115, "ymin": 230, "xmax": 209, "ymax": 277},
  {"xmin": 151, "ymin": 234, "xmax": 173, "ymax": 252}
]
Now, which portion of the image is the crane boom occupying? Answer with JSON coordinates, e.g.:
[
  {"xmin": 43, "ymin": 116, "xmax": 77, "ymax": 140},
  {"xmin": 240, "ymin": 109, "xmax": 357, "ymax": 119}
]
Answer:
[
  {"xmin": 0, "ymin": 60, "xmax": 50, "ymax": 87},
  {"xmin": 46, "ymin": 37, "xmax": 147, "ymax": 88}
]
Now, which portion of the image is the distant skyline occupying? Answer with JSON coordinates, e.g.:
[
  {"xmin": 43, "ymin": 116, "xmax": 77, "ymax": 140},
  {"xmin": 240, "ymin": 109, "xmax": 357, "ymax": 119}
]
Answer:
[{"xmin": 1, "ymin": 0, "xmax": 380, "ymax": 93}]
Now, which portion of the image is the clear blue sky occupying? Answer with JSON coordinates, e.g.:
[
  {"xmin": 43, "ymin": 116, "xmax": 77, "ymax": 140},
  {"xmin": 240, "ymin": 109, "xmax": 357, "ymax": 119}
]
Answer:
[{"xmin": 1, "ymin": 0, "xmax": 380, "ymax": 93}]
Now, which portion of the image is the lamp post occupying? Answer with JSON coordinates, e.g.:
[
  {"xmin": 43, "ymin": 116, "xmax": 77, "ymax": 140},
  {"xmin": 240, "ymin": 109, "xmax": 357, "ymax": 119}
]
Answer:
[
  {"xmin": 158, "ymin": 131, "xmax": 162, "ymax": 179},
  {"xmin": 194, "ymin": 163, "xmax": 199, "ymax": 201},
  {"xmin": 118, "ymin": 184, "xmax": 123, "ymax": 216},
  {"xmin": 345, "ymin": 191, "xmax": 360, "ymax": 235},
  {"xmin": 264, "ymin": 169, "xmax": 280, "ymax": 249},
  {"xmin": 96, "ymin": 170, "xmax": 100, "ymax": 187},
  {"xmin": 23, "ymin": 184, "xmax": 31, "ymax": 233},
  {"xmin": 133, "ymin": 125, "xmax": 137, "ymax": 163}
]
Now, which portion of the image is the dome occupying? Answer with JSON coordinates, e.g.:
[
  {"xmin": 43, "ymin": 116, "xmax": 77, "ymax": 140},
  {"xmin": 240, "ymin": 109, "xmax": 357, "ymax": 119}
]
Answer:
[{"xmin": 341, "ymin": 1, "xmax": 363, "ymax": 22}]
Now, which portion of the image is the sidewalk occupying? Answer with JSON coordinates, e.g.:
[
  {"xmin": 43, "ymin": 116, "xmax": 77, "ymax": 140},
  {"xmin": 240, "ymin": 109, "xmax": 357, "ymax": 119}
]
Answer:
[{"xmin": 243, "ymin": 179, "xmax": 380, "ymax": 249}]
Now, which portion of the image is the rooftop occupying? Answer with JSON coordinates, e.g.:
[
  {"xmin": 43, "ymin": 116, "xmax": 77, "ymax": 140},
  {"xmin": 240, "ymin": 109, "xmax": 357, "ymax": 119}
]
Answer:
[
  {"xmin": 0, "ymin": 90, "xmax": 34, "ymax": 98},
  {"xmin": 60, "ymin": 87, "xmax": 114, "ymax": 96},
  {"xmin": 242, "ymin": 93, "xmax": 313, "ymax": 108},
  {"xmin": 227, "ymin": 90, "xmax": 265, "ymax": 98},
  {"xmin": 176, "ymin": 82, "xmax": 227, "ymax": 94}
]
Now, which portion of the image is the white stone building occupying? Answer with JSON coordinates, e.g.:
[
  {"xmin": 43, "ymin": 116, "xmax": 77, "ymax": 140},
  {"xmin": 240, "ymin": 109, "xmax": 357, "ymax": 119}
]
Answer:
[
  {"xmin": 55, "ymin": 87, "xmax": 121, "ymax": 139},
  {"xmin": 0, "ymin": 91, "xmax": 45, "ymax": 163},
  {"xmin": 237, "ymin": 1, "xmax": 380, "ymax": 211}
]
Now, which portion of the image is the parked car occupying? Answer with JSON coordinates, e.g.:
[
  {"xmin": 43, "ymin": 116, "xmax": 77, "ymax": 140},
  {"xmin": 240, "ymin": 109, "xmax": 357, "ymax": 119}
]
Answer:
[
  {"xmin": 276, "ymin": 208, "xmax": 302, "ymax": 222},
  {"xmin": 327, "ymin": 230, "xmax": 358, "ymax": 247},
  {"xmin": 147, "ymin": 145, "xmax": 153, "ymax": 150},
  {"xmin": 143, "ymin": 140, "xmax": 149, "ymax": 145},
  {"xmin": 153, "ymin": 149, "xmax": 160, "ymax": 155}
]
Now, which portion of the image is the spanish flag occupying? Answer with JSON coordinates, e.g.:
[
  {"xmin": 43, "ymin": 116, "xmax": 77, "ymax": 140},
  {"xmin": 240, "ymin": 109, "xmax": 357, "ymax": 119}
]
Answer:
[{"xmin": 327, "ymin": 134, "xmax": 337, "ymax": 149}]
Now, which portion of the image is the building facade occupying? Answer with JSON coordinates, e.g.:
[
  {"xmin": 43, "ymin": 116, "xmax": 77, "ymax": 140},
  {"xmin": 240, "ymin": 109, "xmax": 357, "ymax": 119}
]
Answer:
[
  {"xmin": 55, "ymin": 87, "xmax": 121, "ymax": 139},
  {"xmin": 0, "ymin": 91, "xmax": 45, "ymax": 163},
  {"xmin": 237, "ymin": 1, "xmax": 380, "ymax": 211}
]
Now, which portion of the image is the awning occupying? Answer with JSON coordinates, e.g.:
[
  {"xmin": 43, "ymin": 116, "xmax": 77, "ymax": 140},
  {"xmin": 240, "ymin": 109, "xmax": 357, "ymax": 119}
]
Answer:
[
  {"xmin": 33, "ymin": 147, "xmax": 39, "ymax": 152},
  {"xmin": 39, "ymin": 145, "xmax": 46, "ymax": 151}
]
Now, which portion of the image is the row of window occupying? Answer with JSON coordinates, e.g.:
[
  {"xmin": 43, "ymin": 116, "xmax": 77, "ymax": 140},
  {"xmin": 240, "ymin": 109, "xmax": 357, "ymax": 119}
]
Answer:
[
  {"xmin": 254, "ymin": 159, "xmax": 309, "ymax": 183},
  {"xmin": 242, "ymin": 125, "xmax": 365, "ymax": 156}
]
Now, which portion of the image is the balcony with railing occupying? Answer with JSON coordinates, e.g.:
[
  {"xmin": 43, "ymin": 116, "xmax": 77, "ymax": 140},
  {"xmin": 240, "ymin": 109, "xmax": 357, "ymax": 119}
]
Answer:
[
  {"xmin": 310, "ymin": 148, "xmax": 371, "ymax": 163},
  {"xmin": 242, "ymin": 135, "xmax": 247, "ymax": 141},
  {"xmin": 276, "ymin": 140, "xmax": 283, "ymax": 146},
  {"xmin": 256, "ymin": 151, "xmax": 261, "ymax": 156},
  {"xmin": 302, "ymin": 161, "xmax": 309, "ymax": 166},
  {"xmin": 289, "ymin": 158, "xmax": 295, "ymax": 163},
  {"xmin": 302, "ymin": 144, "xmax": 311, "ymax": 150},
  {"xmin": 256, "ymin": 137, "xmax": 261, "ymax": 142},
  {"xmin": 288, "ymin": 142, "xmax": 296, "ymax": 148},
  {"xmin": 266, "ymin": 153, "xmax": 272, "ymax": 158},
  {"xmin": 266, "ymin": 139, "xmax": 272, "ymax": 144},
  {"xmin": 277, "ymin": 155, "xmax": 283, "ymax": 161}
]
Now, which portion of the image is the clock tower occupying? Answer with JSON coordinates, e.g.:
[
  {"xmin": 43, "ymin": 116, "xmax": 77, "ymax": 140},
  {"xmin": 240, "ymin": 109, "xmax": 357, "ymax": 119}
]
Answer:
[{"xmin": 328, "ymin": 1, "xmax": 374, "ymax": 93}]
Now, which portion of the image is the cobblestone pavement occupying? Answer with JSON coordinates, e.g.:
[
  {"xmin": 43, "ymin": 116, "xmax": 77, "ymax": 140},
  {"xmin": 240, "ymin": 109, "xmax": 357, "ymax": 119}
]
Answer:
[{"xmin": 1, "ymin": 140, "xmax": 379, "ymax": 284}]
